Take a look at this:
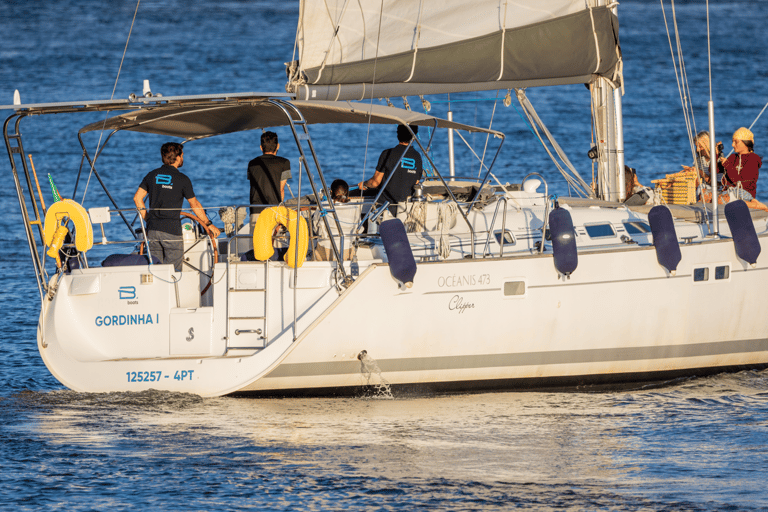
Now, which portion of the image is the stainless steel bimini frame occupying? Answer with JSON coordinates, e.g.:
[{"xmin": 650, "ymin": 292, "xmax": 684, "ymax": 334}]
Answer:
[{"xmin": 3, "ymin": 92, "xmax": 506, "ymax": 308}]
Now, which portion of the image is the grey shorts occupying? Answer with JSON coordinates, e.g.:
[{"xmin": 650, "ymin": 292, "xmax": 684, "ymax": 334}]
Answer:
[{"xmin": 147, "ymin": 229, "xmax": 183, "ymax": 272}]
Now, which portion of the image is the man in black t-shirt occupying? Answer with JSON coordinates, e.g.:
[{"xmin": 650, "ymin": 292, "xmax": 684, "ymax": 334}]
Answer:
[
  {"xmin": 358, "ymin": 124, "xmax": 423, "ymax": 214},
  {"xmin": 133, "ymin": 142, "xmax": 220, "ymax": 271},
  {"xmin": 247, "ymin": 131, "xmax": 292, "ymax": 228}
]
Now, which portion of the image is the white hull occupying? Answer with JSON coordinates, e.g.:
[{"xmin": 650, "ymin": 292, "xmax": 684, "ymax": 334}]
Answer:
[{"xmin": 37, "ymin": 204, "xmax": 768, "ymax": 397}]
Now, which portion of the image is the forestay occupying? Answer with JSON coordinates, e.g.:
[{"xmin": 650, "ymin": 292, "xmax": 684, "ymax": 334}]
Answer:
[{"xmin": 289, "ymin": 0, "xmax": 621, "ymax": 100}]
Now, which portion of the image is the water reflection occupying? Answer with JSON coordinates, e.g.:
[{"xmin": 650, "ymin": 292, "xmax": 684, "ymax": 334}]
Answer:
[{"xmin": 2, "ymin": 371, "xmax": 768, "ymax": 509}]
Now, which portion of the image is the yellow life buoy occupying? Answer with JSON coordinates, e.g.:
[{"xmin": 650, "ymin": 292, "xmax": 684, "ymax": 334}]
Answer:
[
  {"xmin": 43, "ymin": 198, "xmax": 94, "ymax": 262},
  {"xmin": 252, "ymin": 206, "xmax": 308, "ymax": 268}
]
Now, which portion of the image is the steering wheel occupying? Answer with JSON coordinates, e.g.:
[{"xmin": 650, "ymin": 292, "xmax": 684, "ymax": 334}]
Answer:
[
  {"xmin": 139, "ymin": 212, "xmax": 219, "ymax": 295},
  {"xmin": 181, "ymin": 212, "xmax": 219, "ymax": 295}
]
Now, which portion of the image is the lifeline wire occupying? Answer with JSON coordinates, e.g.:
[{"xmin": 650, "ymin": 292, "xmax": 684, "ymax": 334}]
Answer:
[{"xmin": 81, "ymin": 0, "xmax": 141, "ymax": 203}]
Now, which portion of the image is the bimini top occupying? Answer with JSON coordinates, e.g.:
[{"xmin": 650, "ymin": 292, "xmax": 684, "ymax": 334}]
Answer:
[{"xmin": 77, "ymin": 96, "xmax": 502, "ymax": 141}]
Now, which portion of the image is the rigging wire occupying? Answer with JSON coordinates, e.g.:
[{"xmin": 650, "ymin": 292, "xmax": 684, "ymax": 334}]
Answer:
[
  {"xmin": 360, "ymin": 0, "xmax": 386, "ymax": 189},
  {"xmin": 660, "ymin": 0, "xmax": 697, "ymax": 165},
  {"xmin": 706, "ymin": 0, "xmax": 713, "ymax": 105},
  {"xmin": 477, "ymin": 90, "xmax": 500, "ymax": 179},
  {"xmin": 748, "ymin": 101, "xmax": 768, "ymax": 132},
  {"xmin": 81, "ymin": 0, "xmax": 141, "ymax": 203}
]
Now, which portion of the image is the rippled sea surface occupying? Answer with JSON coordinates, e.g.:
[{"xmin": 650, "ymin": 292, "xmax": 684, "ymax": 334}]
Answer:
[{"xmin": 2, "ymin": 1, "xmax": 768, "ymax": 510}]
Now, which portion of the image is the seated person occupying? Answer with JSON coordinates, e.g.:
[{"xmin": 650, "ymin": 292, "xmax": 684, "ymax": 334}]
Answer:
[
  {"xmin": 330, "ymin": 179, "xmax": 350, "ymax": 204},
  {"xmin": 358, "ymin": 124, "xmax": 423, "ymax": 217},
  {"xmin": 692, "ymin": 131, "xmax": 725, "ymax": 199},
  {"xmin": 623, "ymin": 166, "xmax": 654, "ymax": 205},
  {"xmin": 694, "ymin": 131, "xmax": 724, "ymax": 177},
  {"xmin": 717, "ymin": 127, "xmax": 762, "ymax": 200},
  {"xmin": 315, "ymin": 179, "xmax": 358, "ymax": 261}
]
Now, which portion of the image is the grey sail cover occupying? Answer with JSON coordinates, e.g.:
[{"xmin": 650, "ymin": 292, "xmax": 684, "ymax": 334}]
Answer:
[{"xmin": 288, "ymin": 0, "xmax": 621, "ymax": 101}]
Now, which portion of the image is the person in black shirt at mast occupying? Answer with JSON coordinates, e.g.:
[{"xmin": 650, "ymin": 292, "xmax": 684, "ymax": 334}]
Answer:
[
  {"xmin": 133, "ymin": 142, "xmax": 220, "ymax": 271},
  {"xmin": 358, "ymin": 124, "xmax": 423, "ymax": 216}
]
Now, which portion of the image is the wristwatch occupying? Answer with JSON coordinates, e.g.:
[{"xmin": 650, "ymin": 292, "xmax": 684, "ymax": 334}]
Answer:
[{"xmin": 205, "ymin": 220, "xmax": 213, "ymax": 226}]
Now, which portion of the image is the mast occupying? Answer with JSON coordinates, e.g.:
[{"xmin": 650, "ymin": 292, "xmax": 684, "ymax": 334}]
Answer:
[{"xmin": 590, "ymin": 0, "xmax": 625, "ymax": 202}]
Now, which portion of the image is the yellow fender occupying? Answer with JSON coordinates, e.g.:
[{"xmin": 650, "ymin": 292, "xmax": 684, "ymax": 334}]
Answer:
[
  {"xmin": 44, "ymin": 198, "xmax": 94, "ymax": 253},
  {"xmin": 252, "ymin": 206, "xmax": 308, "ymax": 268}
]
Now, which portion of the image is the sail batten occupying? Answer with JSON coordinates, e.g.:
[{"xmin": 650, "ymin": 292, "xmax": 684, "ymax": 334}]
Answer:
[{"xmin": 290, "ymin": 1, "xmax": 621, "ymax": 101}]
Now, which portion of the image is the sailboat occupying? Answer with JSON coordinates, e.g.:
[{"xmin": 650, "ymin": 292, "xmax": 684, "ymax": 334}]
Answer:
[{"xmin": 4, "ymin": 0, "xmax": 768, "ymax": 397}]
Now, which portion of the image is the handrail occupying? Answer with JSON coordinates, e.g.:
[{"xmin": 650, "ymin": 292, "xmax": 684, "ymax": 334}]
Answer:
[
  {"xmin": 267, "ymin": 99, "xmax": 350, "ymax": 289},
  {"xmin": 483, "ymin": 196, "xmax": 509, "ymax": 258},
  {"xmin": 465, "ymin": 132, "xmax": 507, "ymax": 212},
  {"xmin": 408, "ymin": 128, "xmax": 478, "ymax": 258},
  {"xmin": 4, "ymin": 113, "xmax": 47, "ymax": 301}
]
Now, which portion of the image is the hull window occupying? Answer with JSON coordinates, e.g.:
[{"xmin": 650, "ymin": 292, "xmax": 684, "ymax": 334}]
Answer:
[
  {"xmin": 693, "ymin": 267, "xmax": 709, "ymax": 282},
  {"xmin": 503, "ymin": 281, "xmax": 526, "ymax": 296},
  {"xmin": 715, "ymin": 265, "xmax": 730, "ymax": 280}
]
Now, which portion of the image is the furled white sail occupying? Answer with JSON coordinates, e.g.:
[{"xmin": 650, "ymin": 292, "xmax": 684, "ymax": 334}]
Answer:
[{"xmin": 288, "ymin": 0, "xmax": 621, "ymax": 101}]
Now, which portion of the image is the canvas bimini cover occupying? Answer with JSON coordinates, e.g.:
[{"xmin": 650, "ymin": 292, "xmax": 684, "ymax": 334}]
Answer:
[
  {"xmin": 78, "ymin": 99, "xmax": 502, "ymax": 140},
  {"xmin": 288, "ymin": 0, "xmax": 621, "ymax": 101}
]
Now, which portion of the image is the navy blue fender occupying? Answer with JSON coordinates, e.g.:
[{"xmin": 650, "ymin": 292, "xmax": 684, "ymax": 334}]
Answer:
[
  {"xmin": 548, "ymin": 207, "xmax": 578, "ymax": 276},
  {"xmin": 380, "ymin": 219, "xmax": 417, "ymax": 288},
  {"xmin": 648, "ymin": 205, "xmax": 681, "ymax": 274},
  {"xmin": 725, "ymin": 200, "xmax": 761, "ymax": 266},
  {"xmin": 102, "ymin": 253, "xmax": 160, "ymax": 267}
]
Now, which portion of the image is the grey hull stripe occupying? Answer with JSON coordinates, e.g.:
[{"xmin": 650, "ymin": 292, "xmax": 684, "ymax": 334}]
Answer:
[{"xmin": 265, "ymin": 338, "xmax": 768, "ymax": 379}]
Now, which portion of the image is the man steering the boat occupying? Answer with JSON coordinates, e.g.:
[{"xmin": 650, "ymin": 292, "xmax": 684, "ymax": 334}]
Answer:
[
  {"xmin": 133, "ymin": 142, "xmax": 220, "ymax": 272},
  {"xmin": 358, "ymin": 124, "xmax": 423, "ymax": 216}
]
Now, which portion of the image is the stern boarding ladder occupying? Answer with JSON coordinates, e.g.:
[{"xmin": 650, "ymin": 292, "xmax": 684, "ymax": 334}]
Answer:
[
  {"xmin": 226, "ymin": 258, "xmax": 269, "ymax": 353},
  {"xmin": 220, "ymin": 99, "xmax": 350, "ymax": 355}
]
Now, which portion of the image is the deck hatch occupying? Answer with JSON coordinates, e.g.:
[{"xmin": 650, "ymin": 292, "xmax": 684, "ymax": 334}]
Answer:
[
  {"xmin": 623, "ymin": 221, "xmax": 651, "ymax": 234},
  {"xmin": 494, "ymin": 230, "xmax": 516, "ymax": 246},
  {"xmin": 584, "ymin": 222, "xmax": 616, "ymax": 239}
]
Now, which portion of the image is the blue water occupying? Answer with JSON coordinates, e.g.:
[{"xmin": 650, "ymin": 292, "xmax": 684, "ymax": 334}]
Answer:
[{"xmin": 2, "ymin": 1, "xmax": 768, "ymax": 510}]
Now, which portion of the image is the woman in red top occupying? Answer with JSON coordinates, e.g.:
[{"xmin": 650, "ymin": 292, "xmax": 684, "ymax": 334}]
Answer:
[{"xmin": 719, "ymin": 127, "xmax": 762, "ymax": 199}]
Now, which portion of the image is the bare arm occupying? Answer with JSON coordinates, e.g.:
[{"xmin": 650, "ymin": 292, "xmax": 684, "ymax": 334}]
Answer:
[
  {"xmin": 280, "ymin": 179, "xmax": 287, "ymax": 200},
  {"xmin": 189, "ymin": 197, "xmax": 221, "ymax": 238},
  {"xmin": 358, "ymin": 171, "xmax": 384, "ymax": 191},
  {"xmin": 133, "ymin": 188, "xmax": 148, "ymax": 220}
]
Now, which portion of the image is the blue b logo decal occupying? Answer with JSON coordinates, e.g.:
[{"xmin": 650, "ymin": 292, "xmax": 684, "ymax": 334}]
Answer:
[
  {"xmin": 400, "ymin": 158, "xmax": 416, "ymax": 170},
  {"xmin": 119, "ymin": 286, "xmax": 136, "ymax": 300},
  {"xmin": 156, "ymin": 174, "xmax": 172, "ymax": 185}
]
